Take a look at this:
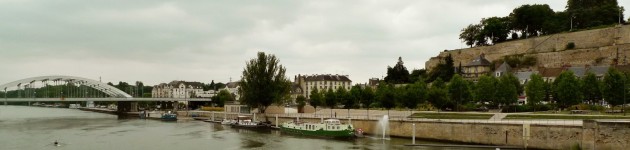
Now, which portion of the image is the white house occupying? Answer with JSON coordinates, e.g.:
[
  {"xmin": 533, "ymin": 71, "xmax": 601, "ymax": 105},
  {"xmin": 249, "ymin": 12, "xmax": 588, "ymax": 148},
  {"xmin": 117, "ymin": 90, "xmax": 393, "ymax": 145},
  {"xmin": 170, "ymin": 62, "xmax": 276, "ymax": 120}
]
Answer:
[{"xmin": 151, "ymin": 81, "xmax": 208, "ymax": 98}]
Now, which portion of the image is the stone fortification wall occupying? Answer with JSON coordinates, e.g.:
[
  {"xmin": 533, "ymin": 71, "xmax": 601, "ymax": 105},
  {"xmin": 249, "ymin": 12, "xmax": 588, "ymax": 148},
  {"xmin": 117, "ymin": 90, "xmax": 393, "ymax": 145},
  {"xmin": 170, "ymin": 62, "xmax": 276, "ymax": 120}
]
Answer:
[
  {"xmin": 250, "ymin": 114, "xmax": 628, "ymax": 150},
  {"xmin": 426, "ymin": 25, "xmax": 630, "ymax": 71}
]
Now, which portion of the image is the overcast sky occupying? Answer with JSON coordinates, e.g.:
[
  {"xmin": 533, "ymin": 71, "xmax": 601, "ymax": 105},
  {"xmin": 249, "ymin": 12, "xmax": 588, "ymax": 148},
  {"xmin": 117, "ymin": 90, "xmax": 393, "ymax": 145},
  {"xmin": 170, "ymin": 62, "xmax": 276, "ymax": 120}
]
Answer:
[{"xmin": 1, "ymin": 0, "xmax": 628, "ymax": 86}]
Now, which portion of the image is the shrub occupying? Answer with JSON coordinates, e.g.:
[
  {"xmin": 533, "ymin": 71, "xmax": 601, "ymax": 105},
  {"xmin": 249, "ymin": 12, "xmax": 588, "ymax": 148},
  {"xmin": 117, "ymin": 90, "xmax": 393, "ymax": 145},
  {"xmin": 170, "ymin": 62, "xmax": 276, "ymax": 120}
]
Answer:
[
  {"xmin": 566, "ymin": 42, "xmax": 576, "ymax": 50},
  {"xmin": 521, "ymin": 56, "xmax": 537, "ymax": 67},
  {"xmin": 531, "ymin": 104, "xmax": 553, "ymax": 111},
  {"xmin": 200, "ymin": 106, "xmax": 224, "ymax": 111},
  {"xmin": 502, "ymin": 105, "xmax": 531, "ymax": 112},
  {"xmin": 457, "ymin": 103, "xmax": 478, "ymax": 111}
]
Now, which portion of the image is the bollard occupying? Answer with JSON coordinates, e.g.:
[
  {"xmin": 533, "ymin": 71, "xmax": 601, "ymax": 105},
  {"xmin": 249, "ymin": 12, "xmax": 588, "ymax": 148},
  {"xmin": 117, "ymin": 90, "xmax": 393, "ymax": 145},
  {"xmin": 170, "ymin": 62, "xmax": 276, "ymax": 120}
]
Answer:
[
  {"xmin": 275, "ymin": 114, "xmax": 279, "ymax": 127},
  {"xmin": 253, "ymin": 113, "xmax": 256, "ymax": 122},
  {"xmin": 212, "ymin": 112, "xmax": 215, "ymax": 121},
  {"xmin": 412, "ymin": 123, "xmax": 416, "ymax": 144}
]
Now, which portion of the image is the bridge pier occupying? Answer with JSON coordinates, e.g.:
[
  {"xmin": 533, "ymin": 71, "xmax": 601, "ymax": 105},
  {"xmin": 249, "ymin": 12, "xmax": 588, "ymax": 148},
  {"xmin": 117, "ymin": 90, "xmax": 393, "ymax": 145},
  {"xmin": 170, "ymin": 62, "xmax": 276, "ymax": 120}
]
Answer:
[{"xmin": 116, "ymin": 101, "xmax": 139, "ymax": 112}]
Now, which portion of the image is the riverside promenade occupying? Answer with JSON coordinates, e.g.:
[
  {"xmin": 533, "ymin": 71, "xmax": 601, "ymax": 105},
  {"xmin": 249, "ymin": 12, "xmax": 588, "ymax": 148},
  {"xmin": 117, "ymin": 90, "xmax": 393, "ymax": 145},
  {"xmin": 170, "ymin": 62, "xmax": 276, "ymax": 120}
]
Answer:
[
  {"xmin": 78, "ymin": 107, "xmax": 630, "ymax": 149},
  {"xmin": 187, "ymin": 108, "xmax": 629, "ymax": 150}
]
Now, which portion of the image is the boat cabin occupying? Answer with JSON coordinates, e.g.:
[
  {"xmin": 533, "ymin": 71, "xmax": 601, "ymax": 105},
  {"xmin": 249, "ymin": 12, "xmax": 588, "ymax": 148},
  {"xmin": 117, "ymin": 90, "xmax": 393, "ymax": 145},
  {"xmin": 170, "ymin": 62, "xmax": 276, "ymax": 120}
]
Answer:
[{"xmin": 324, "ymin": 119, "xmax": 341, "ymax": 125}]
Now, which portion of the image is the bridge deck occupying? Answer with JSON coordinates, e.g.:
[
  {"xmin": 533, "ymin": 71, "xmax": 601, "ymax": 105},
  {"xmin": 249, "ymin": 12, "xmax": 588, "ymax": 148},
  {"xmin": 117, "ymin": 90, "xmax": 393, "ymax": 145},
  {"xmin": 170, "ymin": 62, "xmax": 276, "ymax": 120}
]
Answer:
[{"xmin": 1, "ymin": 98, "xmax": 211, "ymax": 102}]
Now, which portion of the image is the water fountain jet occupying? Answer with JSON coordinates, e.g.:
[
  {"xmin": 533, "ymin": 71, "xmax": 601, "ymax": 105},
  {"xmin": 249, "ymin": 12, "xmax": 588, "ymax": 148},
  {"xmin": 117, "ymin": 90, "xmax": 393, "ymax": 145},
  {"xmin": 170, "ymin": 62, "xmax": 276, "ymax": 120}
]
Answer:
[{"xmin": 374, "ymin": 115, "xmax": 389, "ymax": 140}]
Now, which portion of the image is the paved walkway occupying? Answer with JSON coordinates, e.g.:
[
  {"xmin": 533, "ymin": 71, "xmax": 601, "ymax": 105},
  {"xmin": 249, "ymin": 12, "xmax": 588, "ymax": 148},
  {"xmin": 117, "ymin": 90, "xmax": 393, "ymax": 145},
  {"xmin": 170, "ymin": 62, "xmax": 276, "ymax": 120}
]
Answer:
[{"xmin": 489, "ymin": 113, "xmax": 507, "ymax": 120}]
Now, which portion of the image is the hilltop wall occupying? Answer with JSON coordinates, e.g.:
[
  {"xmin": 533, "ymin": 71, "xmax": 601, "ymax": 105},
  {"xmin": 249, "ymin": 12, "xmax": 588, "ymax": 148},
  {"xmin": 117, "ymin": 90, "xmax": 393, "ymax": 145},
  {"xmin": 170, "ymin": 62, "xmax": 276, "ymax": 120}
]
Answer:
[{"xmin": 426, "ymin": 25, "xmax": 630, "ymax": 71}]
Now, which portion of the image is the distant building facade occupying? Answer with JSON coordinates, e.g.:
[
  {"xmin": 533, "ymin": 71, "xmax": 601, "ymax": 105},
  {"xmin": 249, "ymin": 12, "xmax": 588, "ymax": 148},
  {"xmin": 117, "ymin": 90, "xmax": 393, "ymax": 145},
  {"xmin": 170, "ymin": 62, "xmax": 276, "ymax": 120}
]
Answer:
[
  {"xmin": 462, "ymin": 54, "xmax": 491, "ymax": 81},
  {"xmin": 151, "ymin": 81, "xmax": 208, "ymax": 98},
  {"xmin": 220, "ymin": 81, "xmax": 241, "ymax": 103},
  {"xmin": 294, "ymin": 74, "xmax": 352, "ymax": 99}
]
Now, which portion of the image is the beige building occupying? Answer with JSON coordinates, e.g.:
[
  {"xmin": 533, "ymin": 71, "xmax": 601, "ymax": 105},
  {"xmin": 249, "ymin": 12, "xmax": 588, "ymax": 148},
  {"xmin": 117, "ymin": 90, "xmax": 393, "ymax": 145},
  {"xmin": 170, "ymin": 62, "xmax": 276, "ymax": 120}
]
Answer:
[
  {"xmin": 294, "ymin": 74, "xmax": 352, "ymax": 99},
  {"xmin": 462, "ymin": 54, "xmax": 491, "ymax": 81},
  {"xmin": 151, "ymin": 81, "xmax": 206, "ymax": 98}
]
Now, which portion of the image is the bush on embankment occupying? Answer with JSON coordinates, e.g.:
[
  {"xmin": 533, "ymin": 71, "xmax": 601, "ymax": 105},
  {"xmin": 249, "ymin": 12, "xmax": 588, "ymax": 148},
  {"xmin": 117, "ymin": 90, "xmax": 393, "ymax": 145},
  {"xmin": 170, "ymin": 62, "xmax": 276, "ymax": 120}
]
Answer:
[{"xmin": 200, "ymin": 106, "xmax": 224, "ymax": 111}]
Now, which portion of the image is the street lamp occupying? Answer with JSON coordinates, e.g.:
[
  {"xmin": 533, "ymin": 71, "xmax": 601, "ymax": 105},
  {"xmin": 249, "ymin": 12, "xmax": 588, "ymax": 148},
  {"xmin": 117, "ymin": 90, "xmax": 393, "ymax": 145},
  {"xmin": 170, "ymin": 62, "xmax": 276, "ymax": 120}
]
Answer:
[
  {"xmin": 620, "ymin": 7, "xmax": 624, "ymax": 25},
  {"xmin": 570, "ymin": 15, "xmax": 575, "ymax": 31}
]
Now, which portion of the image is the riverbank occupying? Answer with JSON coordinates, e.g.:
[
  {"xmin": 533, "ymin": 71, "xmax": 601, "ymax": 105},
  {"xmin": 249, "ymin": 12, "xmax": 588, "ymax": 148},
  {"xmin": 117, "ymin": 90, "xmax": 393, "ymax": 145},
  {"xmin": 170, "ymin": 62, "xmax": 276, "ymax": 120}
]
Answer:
[{"xmin": 77, "ymin": 108, "xmax": 630, "ymax": 149}]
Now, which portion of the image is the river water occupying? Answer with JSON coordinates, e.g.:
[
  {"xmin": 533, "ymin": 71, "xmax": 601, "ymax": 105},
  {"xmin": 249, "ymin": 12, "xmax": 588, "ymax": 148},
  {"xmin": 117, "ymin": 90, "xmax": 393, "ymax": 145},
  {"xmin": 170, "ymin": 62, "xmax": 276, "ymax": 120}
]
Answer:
[{"xmin": 0, "ymin": 106, "xmax": 490, "ymax": 150}]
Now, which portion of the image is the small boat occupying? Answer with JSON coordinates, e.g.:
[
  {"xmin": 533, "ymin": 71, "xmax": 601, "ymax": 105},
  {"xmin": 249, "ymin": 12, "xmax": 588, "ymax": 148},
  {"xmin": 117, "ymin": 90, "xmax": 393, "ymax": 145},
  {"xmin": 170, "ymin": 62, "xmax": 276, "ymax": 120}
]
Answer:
[
  {"xmin": 221, "ymin": 119, "xmax": 236, "ymax": 125},
  {"xmin": 230, "ymin": 116, "xmax": 267, "ymax": 129},
  {"xmin": 280, "ymin": 119, "xmax": 356, "ymax": 138},
  {"xmin": 161, "ymin": 111, "xmax": 178, "ymax": 121}
]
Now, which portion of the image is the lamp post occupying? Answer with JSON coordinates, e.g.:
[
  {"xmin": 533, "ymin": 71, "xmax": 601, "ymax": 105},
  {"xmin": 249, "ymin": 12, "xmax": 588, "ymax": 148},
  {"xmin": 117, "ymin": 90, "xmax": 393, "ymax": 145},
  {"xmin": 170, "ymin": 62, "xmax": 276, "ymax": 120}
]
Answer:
[
  {"xmin": 570, "ymin": 16, "xmax": 574, "ymax": 31},
  {"xmin": 620, "ymin": 7, "xmax": 623, "ymax": 25}
]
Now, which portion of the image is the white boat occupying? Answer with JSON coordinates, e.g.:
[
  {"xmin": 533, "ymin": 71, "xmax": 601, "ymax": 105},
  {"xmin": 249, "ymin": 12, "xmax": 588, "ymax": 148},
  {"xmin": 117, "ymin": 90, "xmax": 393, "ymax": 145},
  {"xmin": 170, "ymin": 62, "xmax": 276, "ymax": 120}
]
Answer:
[
  {"xmin": 230, "ymin": 116, "xmax": 267, "ymax": 129},
  {"xmin": 221, "ymin": 119, "xmax": 236, "ymax": 125}
]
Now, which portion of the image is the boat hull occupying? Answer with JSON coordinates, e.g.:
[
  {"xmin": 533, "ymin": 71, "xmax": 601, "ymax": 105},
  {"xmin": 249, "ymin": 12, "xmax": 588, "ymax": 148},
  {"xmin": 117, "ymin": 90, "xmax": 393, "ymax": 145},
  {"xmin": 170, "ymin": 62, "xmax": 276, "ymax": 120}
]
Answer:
[{"xmin": 280, "ymin": 126, "xmax": 354, "ymax": 138}]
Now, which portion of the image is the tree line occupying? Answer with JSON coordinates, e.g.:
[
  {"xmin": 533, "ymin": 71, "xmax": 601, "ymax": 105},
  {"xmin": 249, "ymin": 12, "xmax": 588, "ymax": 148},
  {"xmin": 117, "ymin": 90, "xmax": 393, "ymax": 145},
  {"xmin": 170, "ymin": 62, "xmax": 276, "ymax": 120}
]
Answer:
[{"xmin": 460, "ymin": 0, "xmax": 626, "ymax": 47}]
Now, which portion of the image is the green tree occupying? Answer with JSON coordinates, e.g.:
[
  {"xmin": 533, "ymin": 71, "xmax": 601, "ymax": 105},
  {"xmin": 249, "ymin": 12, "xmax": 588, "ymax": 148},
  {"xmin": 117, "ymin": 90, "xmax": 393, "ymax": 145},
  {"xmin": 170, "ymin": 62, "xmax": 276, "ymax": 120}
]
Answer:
[
  {"xmin": 459, "ymin": 24, "xmax": 484, "ymax": 47},
  {"xmin": 582, "ymin": 72, "xmax": 602, "ymax": 104},
  {"xmin": 324, "ymin": 88, "xmax": 337, "ymax": 117},
  {"xmin": 509, "ymin": 4, "xmax": 556, "ymax": 37},
  {"xmin": 336, "ymin": 86, "xmax": 351, "ymax": 109},
  {"xmin": 376, "ymin": 84, "xmax": 396, "ymax": 115},
  {"xmin": 384, "ymin": 57, "xmax": 410, "ymax": 84},
  {"xmin": 212, "ymin": 89, "xmax": 233, "ymax": 107},
  {"xmin": 496, "ymin": 75, "xmax": 518, "ymax": 107},
  {"xmin": 402, "ymin": 81, "xmax": 428, "ymax": 113},
  {"xmin": 525, "ymin": 74, "xmax": 545, "ymax": 107},
  {"xmin": 567, "ymin": 0, "xmax": 624, "ymax": 30},
  {"xmin": 447, "ymin": 74, "xmax": 471, "ymax": 111},
  {"xmin": 475, "ymin": 75, "xmax": 498, "ymax": 106},
  {"xmin": 214, "ymin": 82, "xmax": 226, "ymax": 91},
  {"xmin": 360, "ymin": 86, "xmax": 375, "ymax": 118},
  {"xmin": 505, "ymin": 74, "xmax": 523, "ymax": 95},
  {"xmin": 481, "ymin": 16, "xmax": 511, "ymax": 44},
  {"xmin": 428, "ymin": 78, "xmax": 450, "ymax": 111},
  {"xmin": 296, "ymin": 95, "xmax": 306, "ymax": 113},
  {"xmin": 309, "ymin": 87, "xmax": 323, "ymax": 112},
  {"xmin": 239, "ymin": 52, "xmax": 292, "ymax": 115},
  {"xmin": 409, "ymin": 69, "xmax": 428, "ymax": 83},
  {"xmin": 347, "ymin": 85, "xmax": 361, "ymax": 109},
  {"xmin": 542, "ymin": 11, "xmax": 570, "ymax": 34},
  {"xmin": 553, "ymin": 71, "xmax": 582, "ymax": 109},
  {"xmin": 429, "ymin": 54, "xmax": 455, "ymax": 82},
  {"xmin": 343, "ymin": 85, "xmax": 360, "ymax": 116},
  {"xmin": 603, "ymin": 68, "xmax": 625, "ymax": 109}
]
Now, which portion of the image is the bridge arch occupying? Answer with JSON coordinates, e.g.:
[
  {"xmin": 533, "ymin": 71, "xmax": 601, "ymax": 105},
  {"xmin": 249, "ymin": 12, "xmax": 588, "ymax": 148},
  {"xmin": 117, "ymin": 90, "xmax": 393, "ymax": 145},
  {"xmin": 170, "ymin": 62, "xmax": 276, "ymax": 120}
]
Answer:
[{"xmin": 0, "ymin": 75, "xmax": 132, "ymax": 98}]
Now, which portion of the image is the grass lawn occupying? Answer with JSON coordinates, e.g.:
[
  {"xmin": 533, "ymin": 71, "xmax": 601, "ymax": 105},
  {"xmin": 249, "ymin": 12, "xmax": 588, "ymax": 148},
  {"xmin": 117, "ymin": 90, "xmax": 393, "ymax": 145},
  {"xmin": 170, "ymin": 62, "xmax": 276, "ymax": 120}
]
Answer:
[
  {"xmin": 505, "ymin": 114, "xmax": 630, "ymax": 120},
  {"xmin": 409, "ymin": 112, "xmax": 494, "ymax": 119}
]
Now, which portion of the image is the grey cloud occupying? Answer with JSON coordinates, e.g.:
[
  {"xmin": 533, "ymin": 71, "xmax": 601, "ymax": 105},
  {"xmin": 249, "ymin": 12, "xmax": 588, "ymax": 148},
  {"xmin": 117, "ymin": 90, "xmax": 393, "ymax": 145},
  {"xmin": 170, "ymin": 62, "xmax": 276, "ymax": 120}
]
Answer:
[{"xmin": 0, "ymin": 0, "xmax": 628, "ymax": 85}]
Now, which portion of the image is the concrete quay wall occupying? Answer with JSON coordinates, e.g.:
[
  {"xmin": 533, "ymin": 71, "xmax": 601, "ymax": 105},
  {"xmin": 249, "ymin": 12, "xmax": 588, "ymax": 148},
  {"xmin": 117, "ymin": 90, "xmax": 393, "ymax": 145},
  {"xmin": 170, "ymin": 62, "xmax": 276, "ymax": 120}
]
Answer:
[{"xmin": 253, "ymin": 114, "xmax": 628, "ymax": 150}]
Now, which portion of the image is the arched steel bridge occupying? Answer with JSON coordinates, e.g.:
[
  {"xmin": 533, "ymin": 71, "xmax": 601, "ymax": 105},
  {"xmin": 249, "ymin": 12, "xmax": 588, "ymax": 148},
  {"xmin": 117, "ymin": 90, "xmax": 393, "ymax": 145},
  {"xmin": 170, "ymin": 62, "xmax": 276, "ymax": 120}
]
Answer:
[{"xmin": 0, "ymin": 75, "xmax": 211, "ymax": 102}]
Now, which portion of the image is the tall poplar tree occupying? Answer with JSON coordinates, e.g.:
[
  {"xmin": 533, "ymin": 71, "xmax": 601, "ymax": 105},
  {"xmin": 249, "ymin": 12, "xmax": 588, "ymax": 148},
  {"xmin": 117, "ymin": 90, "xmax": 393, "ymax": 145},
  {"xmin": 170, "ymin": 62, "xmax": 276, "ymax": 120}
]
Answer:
[{"xmin": 239, "ymin": 52, "xmax": 291, "ymax": 115}]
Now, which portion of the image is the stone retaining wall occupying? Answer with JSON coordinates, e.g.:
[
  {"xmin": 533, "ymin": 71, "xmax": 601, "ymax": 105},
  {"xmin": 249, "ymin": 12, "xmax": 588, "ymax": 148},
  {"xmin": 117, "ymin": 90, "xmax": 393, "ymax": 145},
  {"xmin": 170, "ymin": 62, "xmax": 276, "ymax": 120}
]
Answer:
[
  {"xmin": 252, "ymin": 114, "xmax": 628, "ymax": 150},
  {"xmin": 426, "ymin": 25, "xmax": 630, "ymax": 71}
]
